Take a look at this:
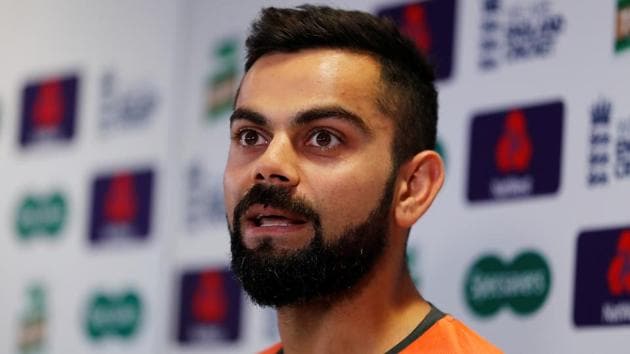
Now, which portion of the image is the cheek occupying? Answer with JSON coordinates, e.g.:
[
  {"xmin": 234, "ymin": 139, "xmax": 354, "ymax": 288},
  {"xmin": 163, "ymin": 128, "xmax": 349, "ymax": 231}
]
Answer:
[{"xmin": 305, "ymin": 160, "xmax": 392, "ymax": 236}]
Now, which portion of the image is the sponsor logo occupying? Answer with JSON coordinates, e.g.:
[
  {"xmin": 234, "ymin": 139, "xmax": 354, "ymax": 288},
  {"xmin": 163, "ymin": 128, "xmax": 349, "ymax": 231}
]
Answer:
[
  {"xmin": 185, "ymin": 163, "xmax": 225, "ymax": 232},
  {"xmin": 619, "ymin": 121, "xmax": 630, "ymax": 179},
  {"xmin": 377, "ymin": 0, "xmax": 457, "ymax": 80},
  {"xmin": 616, "ymin": 0, "xmax": 630, "ymax": 53},
  {"xmin": 99, "ymin": 71, "xmax": 159, "ymax": 134},
  {"xmin": 467, "ymin": 101, "xmax": 563, "ymax": 202},
  {"xmin": 15, "ymin": 192, "xmax": 67, "ymax": 240},
  {"xmin": 85, "ymin": 290, "xmax": 143, "ymax": 341},
  {"xmin": 479, "ymin": 0, "xmax": 565, "ymax": 70},
  {"xmin": 587, "ymin": 98, "xmax": 630, "ymax": 186},
  {"xmin": 89, "ymin": 169, "xmax": 154, "ymax": 245},
  {"xmin": 19, "ymin": 74, "xmax": 78, "ymax": 147},
  {"xmin": 16, "ymin": 284, "xmax": 47, "ymax": 354},
  {"xmin": 465, "ymin": 250, "xmax": 551, "ymax": 317},
  {"xmin": 574, "ymin": 227, "xmax": 630, "ymax": 326},
  {"xmin": 177, "ymin": 268, "xmax": 242, "ymax": 344},
  {"xmin": 206, "ymin": 38, "xmax": 239, "ymax": 120},
  {"xmin": 587, "ymin": 100, "xmax": 612, "ymax": 185}
]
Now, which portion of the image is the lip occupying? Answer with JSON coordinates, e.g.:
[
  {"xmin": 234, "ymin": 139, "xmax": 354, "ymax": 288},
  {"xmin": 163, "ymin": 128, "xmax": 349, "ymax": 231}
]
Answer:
[{"xmin": 241, "ymin": 204, "xmax": 311, "ymax": 240}]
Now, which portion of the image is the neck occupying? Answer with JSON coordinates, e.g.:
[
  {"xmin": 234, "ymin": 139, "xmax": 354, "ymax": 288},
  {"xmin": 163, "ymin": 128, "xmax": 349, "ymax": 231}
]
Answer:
[{"xmin": 275, "ymin": 241, "xmax": 430, "ymax": 354}]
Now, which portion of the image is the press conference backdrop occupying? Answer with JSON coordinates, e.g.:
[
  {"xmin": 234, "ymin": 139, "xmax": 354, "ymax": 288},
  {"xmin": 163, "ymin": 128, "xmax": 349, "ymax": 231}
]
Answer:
[{"xmin": 0, "ymin": 0, "xmax": 628, "ymax": 353}]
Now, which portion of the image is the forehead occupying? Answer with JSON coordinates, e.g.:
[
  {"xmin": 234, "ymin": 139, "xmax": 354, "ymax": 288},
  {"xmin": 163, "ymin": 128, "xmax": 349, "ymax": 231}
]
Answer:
[{"xmin": 236, "ymin": 49, "xmax": 388, "ymax": 128}]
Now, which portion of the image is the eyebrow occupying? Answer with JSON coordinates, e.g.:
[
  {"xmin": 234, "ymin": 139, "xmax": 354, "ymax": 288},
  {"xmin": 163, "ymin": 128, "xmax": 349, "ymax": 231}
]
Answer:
[
  {"xmin": 230, "ymin": 108, "xmax": 267, "ymax": 126},
  {"xmin": 230, "ymin": 106, "xmax": 372, "ymax": 136}
]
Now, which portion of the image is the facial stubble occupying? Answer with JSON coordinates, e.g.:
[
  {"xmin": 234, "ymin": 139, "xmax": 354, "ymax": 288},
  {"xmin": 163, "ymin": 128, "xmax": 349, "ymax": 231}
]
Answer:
[{"xmin": 229, "ymin": 173, "xmax": 396, "ymax": 308}]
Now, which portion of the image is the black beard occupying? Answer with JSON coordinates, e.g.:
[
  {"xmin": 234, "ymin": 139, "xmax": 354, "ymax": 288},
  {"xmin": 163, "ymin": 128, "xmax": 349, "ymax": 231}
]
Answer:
[{"xmin": 228, "ymin": 174, "xmax": 395, "ymax": 307}]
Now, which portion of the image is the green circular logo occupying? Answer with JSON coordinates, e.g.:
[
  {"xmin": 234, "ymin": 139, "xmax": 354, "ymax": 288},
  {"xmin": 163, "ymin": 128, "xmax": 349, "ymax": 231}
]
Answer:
[
  {"xmin": 85, "ymin": 290, "xmax": 143, "ymax": 340},
  {"xmin": 464, "ymin": 250, "xmax": 551, "ymax": 317}
]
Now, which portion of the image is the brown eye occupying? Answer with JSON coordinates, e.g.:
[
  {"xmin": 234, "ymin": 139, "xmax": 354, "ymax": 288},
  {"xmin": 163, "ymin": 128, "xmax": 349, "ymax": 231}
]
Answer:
[
  {"xmin": 307, "ymin": 130, "xmax": 341, "ymax": 149},
  {"xmin": 315, "ymin": 131, "xmax": 332, "ymax": 146},
  {"xmin": 238, "ymin": 129, "xmax": 266, "ymax": 146}
]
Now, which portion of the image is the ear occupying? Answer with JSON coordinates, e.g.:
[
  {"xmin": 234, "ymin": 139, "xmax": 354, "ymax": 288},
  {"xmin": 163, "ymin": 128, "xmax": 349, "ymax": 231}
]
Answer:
[{"xmin": 394, "ymin": 150, "xmax": 445, "ymax": 228}]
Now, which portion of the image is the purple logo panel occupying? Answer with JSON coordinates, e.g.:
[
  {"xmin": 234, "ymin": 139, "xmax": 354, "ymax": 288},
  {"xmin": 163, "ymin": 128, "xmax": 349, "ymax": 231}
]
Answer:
[
  {"xmin": 574, "ymin": 227, "xmax": 630, "ymax": 327},
  {"xmin": 377, "ymin": 0, "xmax": 457, "ymax": 80},
  {"xmin": 20, "ymin": 75, "xmax": 78, "ymax": 147},
  {"xmin": 89, "ymin": 169, "xmax": 153, "ymax": 244},
  {"xmin": 177, "ymin": 268, "xmax": 242, "ymax": 344},
  {"xmin": 467, "ymin": 101, "xmax": 563, "ymax": 202}
]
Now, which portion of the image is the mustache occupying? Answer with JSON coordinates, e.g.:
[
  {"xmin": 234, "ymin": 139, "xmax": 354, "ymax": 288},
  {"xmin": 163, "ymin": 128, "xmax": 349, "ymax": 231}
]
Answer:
[{"xmin": 232, "ymin": 184, "xmax": 320, "ymax": 225}]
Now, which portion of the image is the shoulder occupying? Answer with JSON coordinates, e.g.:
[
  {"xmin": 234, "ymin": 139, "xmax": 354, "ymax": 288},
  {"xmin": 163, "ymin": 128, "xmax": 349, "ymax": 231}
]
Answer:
[{"xmin": 400, "ymin": 315, "xmax": 503, "ymax": 354}]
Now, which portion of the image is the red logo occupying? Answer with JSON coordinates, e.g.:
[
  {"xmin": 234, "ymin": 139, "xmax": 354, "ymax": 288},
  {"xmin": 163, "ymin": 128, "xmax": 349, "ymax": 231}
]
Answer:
[
  {"xmin": 495, "ymin": 110, "xmax": 533, "ymax": 173},
  {"xmin": 104, "ymin": 173, "xmax": 138, "ymax": 223},
  {"xmin": 192, "ymin": 272, "xmax": 227, "ymax": 323},
  {"xmin": 32, "ymin": 79, "xmax": 65, "ymax": 129},
  {"xmin": 607, "ymin": 230, "xmax": 630, "ymax": 296},
  {"xmin": 401, "ymin": 4, "xmax": 432, "ymax": 53}
]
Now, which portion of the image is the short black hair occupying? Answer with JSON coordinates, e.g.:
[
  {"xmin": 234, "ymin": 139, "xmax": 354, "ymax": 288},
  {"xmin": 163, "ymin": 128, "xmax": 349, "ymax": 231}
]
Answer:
[{"xmin": 243, "ymin": 5, "xmax": 438, "ymax": 168}]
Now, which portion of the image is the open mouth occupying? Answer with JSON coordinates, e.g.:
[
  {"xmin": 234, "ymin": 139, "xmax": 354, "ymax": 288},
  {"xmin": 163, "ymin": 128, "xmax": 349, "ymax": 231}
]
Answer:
[
  {"xmin": 252, "ymin": 215, "xmax": 307, "ymax": 227},
  {"xmin": 245, "ymin": 205, "xmax": 308, "ymax": 228}
]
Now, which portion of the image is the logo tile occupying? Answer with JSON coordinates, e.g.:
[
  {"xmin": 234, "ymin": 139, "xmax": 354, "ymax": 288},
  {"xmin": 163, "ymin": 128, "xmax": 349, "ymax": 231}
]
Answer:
[
  {"xmin": 177, "ymin": 268, "xmax": 242, "ymax": 344},
  {"xmin": 377, "ymin": 0, "xmax": 457, "ymax": 80},
  {"xmin": 587, "ymin": 98, "xmax": 630, "ymax": 186},
  {"xmin": 479, "ymin": 0, "xmax": 565, "ymax": 70},
  {"xmin": 89, "ymin": 169, "xmax": 154, "ymax": 245},
  {"xmin": 85, "ymin": 290, "xmax": 143, "ymax": 340},
  {"xmin": 185, "ymin": 163, "xmax": 225, "ymax": 232},
  {"xmin": 17, "ymin": 284, "xmax": 47, "ymax": 354},
  {"xmin": 206, "ymin": 38, "xmax": 239, "ymax": 121},
  {"xmin": 574, "ymin": 227, "xmax": 630, "ymax": 327},
  {"xmin": 467, "ymin": 101, "xmax": 563, "ymax": 202},
  {"xmin": 616, "ymin": 0, "xmax": 630, "ymax": 53},
  {"xmin": 19, "ymin": 74, "xmax": 79, "ymax": 147},
  {"xmin": 15, "ymin": 191, "xmax": 67, "ymax": 240},
  {"xmin": 465, "ymin": 250, "xmax": 552, "ymax": 317},
  {"xmin": 100, "ymin": 71, "xmax": 159, "ymax": 134}
]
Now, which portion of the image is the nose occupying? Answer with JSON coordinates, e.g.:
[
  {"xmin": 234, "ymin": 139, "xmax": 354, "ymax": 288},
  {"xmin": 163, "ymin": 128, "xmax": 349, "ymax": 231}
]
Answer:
[{"xmin": 253, "ymin": 134, "xmax": 299, "ymax": 188}]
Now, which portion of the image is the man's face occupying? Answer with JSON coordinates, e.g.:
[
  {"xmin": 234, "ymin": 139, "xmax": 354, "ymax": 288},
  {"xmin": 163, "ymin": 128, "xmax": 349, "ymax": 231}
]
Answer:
[{"xmin": 224, "ymin": 49, "xmax": 397, "ymax": 306}]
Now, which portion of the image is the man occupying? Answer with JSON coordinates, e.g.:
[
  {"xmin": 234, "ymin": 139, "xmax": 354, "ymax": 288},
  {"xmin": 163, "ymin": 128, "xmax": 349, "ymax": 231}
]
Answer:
[{"xmin": 223, "ymin": 5, "xmax": 502, "ymax": 353}]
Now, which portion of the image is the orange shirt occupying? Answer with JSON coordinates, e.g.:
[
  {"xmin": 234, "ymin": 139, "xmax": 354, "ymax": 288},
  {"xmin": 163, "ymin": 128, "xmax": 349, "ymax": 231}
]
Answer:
[{"xmin": 259, "ymin": 306, "xmax": 502, "ymax": 354}]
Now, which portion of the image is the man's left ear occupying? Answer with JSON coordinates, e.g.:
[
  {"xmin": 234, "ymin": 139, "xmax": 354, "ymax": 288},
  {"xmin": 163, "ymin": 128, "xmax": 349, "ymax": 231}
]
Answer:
[{"xmin": 394, "ymin": 150, "xmax": 445, "ymax": 228}]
